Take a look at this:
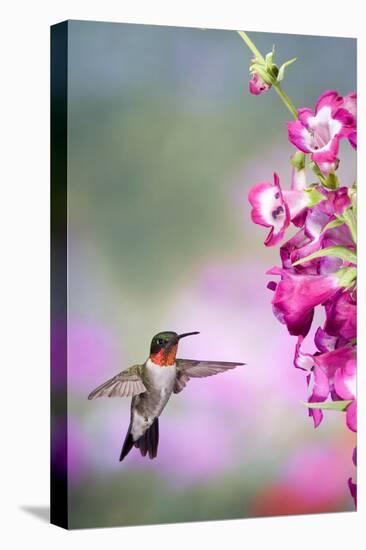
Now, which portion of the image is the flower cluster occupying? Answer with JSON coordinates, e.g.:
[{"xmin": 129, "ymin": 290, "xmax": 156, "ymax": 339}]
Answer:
[{"xmin": 241, "ymin": 31, "xmax": 357, "ymax": 508}]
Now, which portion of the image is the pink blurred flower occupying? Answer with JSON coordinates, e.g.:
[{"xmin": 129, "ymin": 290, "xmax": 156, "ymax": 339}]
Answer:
[
  {"xmin": 252, "ymin": 444, "xmax": 354, "ymax": 515},
  {"xmin": 68, "ymin": 321, "xmax": 120, "ymax": 393}
]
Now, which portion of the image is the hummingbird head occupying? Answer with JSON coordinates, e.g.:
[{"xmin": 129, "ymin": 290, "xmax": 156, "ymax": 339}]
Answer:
[{"xmin": 150, "ymin": 331, "xmax": 199, "ymax": 367}]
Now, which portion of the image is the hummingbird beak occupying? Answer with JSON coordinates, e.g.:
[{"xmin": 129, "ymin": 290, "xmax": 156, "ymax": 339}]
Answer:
[
  {"xmin": 167, "ymin": 331, "xmax": 200, "ymax": 347},
  {"xmin": 177, "ymin": 331, "xmax": 200, "ymax": 340}
]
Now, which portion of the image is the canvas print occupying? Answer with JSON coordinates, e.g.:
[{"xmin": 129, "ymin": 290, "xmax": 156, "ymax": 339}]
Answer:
[{"xmin": 51, "ymin": 20, "xmax": 357, "ymax": 529}]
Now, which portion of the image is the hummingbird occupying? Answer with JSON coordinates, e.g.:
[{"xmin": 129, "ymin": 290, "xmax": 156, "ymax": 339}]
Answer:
[{"xmin": 88, "ymin": 331, "xmax": 244, "ymax": 461}]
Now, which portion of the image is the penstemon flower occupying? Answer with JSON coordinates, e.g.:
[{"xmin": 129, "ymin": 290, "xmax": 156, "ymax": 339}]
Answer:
[
  {"xmin": 287, "ymin": 90, "xmax": 355, "ymax": 165},
  {"xmin": 238, "ymin": 30, "xmax": 357, "ymax": 507}
]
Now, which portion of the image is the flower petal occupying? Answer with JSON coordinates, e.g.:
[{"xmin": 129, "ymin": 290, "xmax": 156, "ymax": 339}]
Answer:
[
  {"xmin": 314, "ymin": 327, "xmax": 337, "ymax": 353},
  {"xmin": 349, "ymin": 131, "xmax": 357, "ymax": 149},
  {"xmin": 287, "ymin": 120, "xmax": 311, "ymax": 153},
  {"xmin": 269, "ymin": 269, "xmax": 340, "ymax": 337},
  {"xmin": 249, "ymin": 73, "xmax": 271, "ymax": 95},
  {"xmin": 346, "ymin": 400, "xmax": 357, "ymax": 432},
  {"xmin": 334, "ymin": 358, "xmax": 356, "ymax": 400},
  {"xmin": 315, "ymin": 90, "xmax": 343, "ymax": 113},
  {"xmin": 324, "ymin": 290, "xmax": 357, "ymax": 340},
  {"xmin": 348, "ymin": 477, "xmax": 357, "ymax": 507},
  {"xmin": 294, "ymin": 336, "xmax": 314, "ymax": 370}
]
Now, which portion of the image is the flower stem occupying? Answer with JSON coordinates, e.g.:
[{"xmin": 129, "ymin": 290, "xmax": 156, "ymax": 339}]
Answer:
[
  {"xmin": 237, "ymin": 31, "xmax": 265, "ymax": 63},
  {"xmin": 272, "ymin": 84, "xmax": 298, "ymax": 120},
  {"xmin": 343, "ymin": 208, "xmax": 357, "ymax": 244},
  {"xmin": 237, "ymin": 30, "xmax": 298, "ymax": 120}
]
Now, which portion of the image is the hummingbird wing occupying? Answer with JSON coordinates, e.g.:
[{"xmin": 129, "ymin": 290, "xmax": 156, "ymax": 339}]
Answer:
[
  {"xmin": 174, "ymin": 359, "xmax": 245, "ymax": 394},
  {"xmin": 87, "ymin": 365, "xmax": 147, "ymax": 400}
]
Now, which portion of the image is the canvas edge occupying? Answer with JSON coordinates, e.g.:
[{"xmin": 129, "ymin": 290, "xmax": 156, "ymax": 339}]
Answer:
[{"xmin": 50, "ymin": 20, "xmax": 69, "ymax": 530}]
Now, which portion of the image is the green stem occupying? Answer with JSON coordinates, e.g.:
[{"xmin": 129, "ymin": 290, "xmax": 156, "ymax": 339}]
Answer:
[
  {"xmin": 272, "ymin": 84, "xmax": 298, "ymax": 120},
  {"xmin": 237, "ymin": 30, "xmax": 298, "ymax": 120},
  {"xmin": 343, "ymin": 208, "xmax": 357, "ymax": 244},
  {"xmin": 237, "ymin": 31, "xmax": 265, "ymax": 63}
]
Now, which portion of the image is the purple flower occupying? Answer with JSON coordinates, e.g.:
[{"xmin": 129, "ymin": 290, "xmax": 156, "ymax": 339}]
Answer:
[
  {"xmin": 295, "ymin": 339, "xmax": 356, "ymax": 428},
  {"xmin": 248, "ymin": 173, "xmax": 308, "ymax": 247},
  {"xmin": 278, "ymin": 188, "xmax": 353, "ymax": 277},
  {"xmin": 268, "ymin": 268, "xmax": 341, "ymax": 337},
  {"xmin": 348, "ymin": 477, "xmax": 357, "ymax": 507},
  {"xmin": 321, "ymin": 187, "xmax": 352, "ymax": 217},
  {"xmin": 324, "ymin": 289, "xmax": 356, "ymax": 341},
  {"xmin": 348, "ymin": 446, "xmax": 357, "ymax": 506},
  {"xmin": 249, "ymin": 73, "xmax": 271, "ymax": 95},
  {"xmin": 334, "ymin": 358, "xmax": 356, "ymax": 432},
  {"xmin": 287, "ymin": 90, "xmax": 355, "ymax": 165},
  {"xmin": 314, "ymin": 327, "xmax": 338, "ymax": 353}
]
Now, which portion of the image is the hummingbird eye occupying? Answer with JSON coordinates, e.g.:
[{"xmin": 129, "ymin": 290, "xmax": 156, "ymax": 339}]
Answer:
[{"xmin": 156, "ymin": 338, "xmax": 164, "ymax": 346}]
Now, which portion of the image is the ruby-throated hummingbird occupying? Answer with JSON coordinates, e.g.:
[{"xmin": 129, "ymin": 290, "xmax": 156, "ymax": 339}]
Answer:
[{"xmin": 88, "ymin": 331, "xmax": 244, "ymax": 461}]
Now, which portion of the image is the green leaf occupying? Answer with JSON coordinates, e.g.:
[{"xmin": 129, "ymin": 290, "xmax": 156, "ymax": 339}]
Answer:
[
  {"xmin": 304, "ymin": 187, "xmax": 325, "ymax": 208},
  {"xmin": 320, "ymin": 217, "xmax": 345, "ymax": 234},
  {"xmin": 277, "ymin": 57, "xmax": 297, "ymax": 81},
  {"xmin": 302, "ymin": 400, "xmax": 352, "ymax": 411},
  {"xmin": 265, "ymin": 50, "xmax": 274, "ymax": 66},
  {"xmin": 323, "ymin": 173, "xmax": 339, "ymax": 190},
  {"xmin": 342, "ymin": 207, "xmax": 357, "ymax": 244},
  {"xmin": 292, "ymin": 245, "xmax": 357, "ymax": 267},
  {"xmin": 336, "ymin": 266, "xmax": 357, "ymax": 288}
]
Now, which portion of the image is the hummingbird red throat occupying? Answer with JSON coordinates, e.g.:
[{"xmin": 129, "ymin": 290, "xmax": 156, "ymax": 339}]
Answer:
[
  {"xmin": 149, "ymin": 331, "xmax": 199, "ymax": 366},
  {"xmin": 88, "ymin": 330, "xmax": 245, "ymax": 461}
]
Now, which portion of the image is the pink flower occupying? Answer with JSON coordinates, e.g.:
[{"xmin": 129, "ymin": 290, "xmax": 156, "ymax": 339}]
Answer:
[
  {"xmin": 348, "ymin": 477, "xmax": 357, "ymax": 507},
  {"xmin": 268, "ymin": 268, "xmax": 340, "ymax": 336},
  {"xmin": 334, "ymin": 358, "xmax": 356, "ymax": 432},
  {"xmin": 278, "ymin": 188, "xmax": 353, "ymax": 277},
  {"xmin": 341, "ymin": 92, "xmax": 357, "ymax": 150},
  {"xmin": 249, "ymin": 73, "xmax": 271, "ymax": 95},
  {"xmin": 321, "ymin": 187, "xmax": 352, "ymax": 217},
  {"xmin": 248, "ymin": 173, "xmax": 308, "ymax": 247},
  {"xmin": 287, "ymin": 90, "xmax": 355, "ymax": 164},
  {"xmin": 348, "ymin": 132, "xmax": 357, "ymax": 149},
  {"xmin": 294, "ymin": 339, "xmax": 356, "ymax": 428},
  {"xmin": 343, "ymin": 92, "xmax": 356, "ymax": 118}
]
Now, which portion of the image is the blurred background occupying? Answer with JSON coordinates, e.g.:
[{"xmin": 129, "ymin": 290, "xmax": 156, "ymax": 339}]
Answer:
[{"xmin": 64, "ymin": 21, "xmax": 356, "ymax": 528}]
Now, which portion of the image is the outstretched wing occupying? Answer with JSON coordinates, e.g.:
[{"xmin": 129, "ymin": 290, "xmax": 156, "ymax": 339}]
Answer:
[
  {"xmin": 88, "ymin": 365, "xmax": 147, "ymax": 399},
  {"xmin": 174, "ymin": 359, "xmax": 245, "ymax": 394}
]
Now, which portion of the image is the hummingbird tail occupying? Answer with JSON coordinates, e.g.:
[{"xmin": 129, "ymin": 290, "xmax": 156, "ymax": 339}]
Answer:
[
  {"xmin": 119, "ymin": 417, "xmax": 160, "ymax": 461},
  {"xmin": 135, "ymin": 417, "xmax": 160, "ymax": 460},
  {"xmin": 119, "ymin": 429, "xmax": 134, "ymax": 462}
]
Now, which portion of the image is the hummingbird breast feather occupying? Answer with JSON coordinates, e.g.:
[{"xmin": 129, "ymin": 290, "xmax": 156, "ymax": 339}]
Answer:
[{"xmin": 130, "ymin": 359, "xmax": 176, "ymax": 442}]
